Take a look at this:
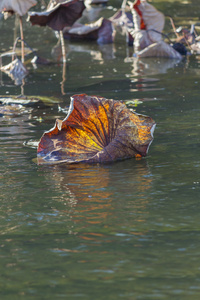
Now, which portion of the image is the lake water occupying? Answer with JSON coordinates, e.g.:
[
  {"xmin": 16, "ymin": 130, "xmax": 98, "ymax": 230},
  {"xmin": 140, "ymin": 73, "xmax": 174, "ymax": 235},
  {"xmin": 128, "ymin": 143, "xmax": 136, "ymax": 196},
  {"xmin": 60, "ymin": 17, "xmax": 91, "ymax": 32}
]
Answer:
[{"xmin": 1, "ymin": 1, "xmax": 200, "ymax": 299}]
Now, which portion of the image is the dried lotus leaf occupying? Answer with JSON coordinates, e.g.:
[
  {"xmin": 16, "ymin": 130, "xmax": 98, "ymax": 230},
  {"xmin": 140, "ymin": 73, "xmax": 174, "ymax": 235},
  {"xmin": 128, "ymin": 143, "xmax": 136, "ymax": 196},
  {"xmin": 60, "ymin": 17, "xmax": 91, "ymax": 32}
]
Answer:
[
  {"xmin": 137, "ymin": 41, "xmax": 183, "ymax": 59},
  {"xmin": 64, "ymin": 18, "xmax": 114, "ymax": 44},
  {"xmin": 28, "ymin": 0, "xmax": 85, "ymax": 31},
  {"xmin": 37, "ymin": 94, "xmax": 156, "ymax": 165},
  {"xmin": 0, "ymin": 0, "xmax": 37, "ymax": 16}
]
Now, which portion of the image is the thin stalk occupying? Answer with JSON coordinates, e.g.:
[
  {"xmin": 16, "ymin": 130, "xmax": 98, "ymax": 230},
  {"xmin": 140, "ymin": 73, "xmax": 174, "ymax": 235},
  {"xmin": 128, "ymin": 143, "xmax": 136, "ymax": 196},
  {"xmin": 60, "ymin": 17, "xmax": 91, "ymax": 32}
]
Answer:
[
  {"xmin": 12, "ymin": 15, "xmax": 19, "ymax": 61},
  {"xmin": 60, "ymin": 30, "xmax": 66, "ymax": 95},
  {"xmin": 60, "ymin": 30, "xmax": 66, "ymax": 63},
  {"xmin": 19, "ymin": 16, "xmax": 25, "ymax": 63},
  {"xmin": 47, "ymin": 0, "xmax": 55, "ymax": 10},
  {"xmin": 168, "ymin": 16, "xmax": 179, "ymax": 38},
  {"xmin": 121, "ymin": 0, "xmax": 127, "ymax": 12},
  {"xmin": 183, "ymin": 33, "xmax": 192, "ymax": 51}
]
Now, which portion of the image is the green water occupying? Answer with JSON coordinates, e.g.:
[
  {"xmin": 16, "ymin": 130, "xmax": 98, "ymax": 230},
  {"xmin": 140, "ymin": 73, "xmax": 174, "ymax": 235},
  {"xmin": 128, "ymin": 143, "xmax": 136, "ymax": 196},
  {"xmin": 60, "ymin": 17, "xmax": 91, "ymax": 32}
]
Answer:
[{"xmin": 1, "ymin": 1, "xmax": 200, "ymax": 299}]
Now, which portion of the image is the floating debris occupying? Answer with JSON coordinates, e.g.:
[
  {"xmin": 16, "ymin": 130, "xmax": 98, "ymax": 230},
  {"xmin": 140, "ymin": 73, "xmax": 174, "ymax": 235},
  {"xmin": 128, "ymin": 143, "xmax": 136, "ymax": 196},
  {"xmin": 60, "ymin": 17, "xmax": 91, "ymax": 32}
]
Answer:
[{"xmin": 0, "ymin": 95, "xmax": 62, "ymax": 107}]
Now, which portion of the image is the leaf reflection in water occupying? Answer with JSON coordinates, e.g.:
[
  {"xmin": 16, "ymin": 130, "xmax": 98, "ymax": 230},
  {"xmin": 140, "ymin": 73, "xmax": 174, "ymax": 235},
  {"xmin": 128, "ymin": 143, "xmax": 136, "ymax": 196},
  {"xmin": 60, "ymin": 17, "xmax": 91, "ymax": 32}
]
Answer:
[
  {"xmin": 43, "ymin": 159, "xmax": 153, "ymax": 242},
  {"xmin": 124, "ymin": 56, "xmax": 183, "ymax": 77}
]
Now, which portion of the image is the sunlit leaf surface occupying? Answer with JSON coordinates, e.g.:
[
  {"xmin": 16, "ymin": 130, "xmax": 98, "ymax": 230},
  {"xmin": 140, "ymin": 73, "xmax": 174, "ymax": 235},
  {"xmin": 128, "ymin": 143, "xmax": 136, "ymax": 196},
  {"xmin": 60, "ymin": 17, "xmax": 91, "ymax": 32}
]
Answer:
[{"xmin": 37, "ymin": 94, "xmax": 156, "ymax": 165}]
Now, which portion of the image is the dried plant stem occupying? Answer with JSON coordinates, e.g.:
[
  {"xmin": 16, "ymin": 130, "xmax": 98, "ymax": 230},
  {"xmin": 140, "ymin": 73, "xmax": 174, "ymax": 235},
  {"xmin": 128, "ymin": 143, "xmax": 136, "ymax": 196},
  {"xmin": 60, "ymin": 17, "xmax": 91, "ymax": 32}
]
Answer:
[
  {"xmin": 60, "ymin": 30, "xmax": 66, "ymax": 63},
  {"xmin": 121, "ymin": 0, "xmax": 127, "ymax": 12},
  {"xmin": 19, "ymin": 16, "xmax": 25, "ymax": 63},
  {"xmin": 169, "ymin": 17, "xmax": 179, "ymax": 38}
]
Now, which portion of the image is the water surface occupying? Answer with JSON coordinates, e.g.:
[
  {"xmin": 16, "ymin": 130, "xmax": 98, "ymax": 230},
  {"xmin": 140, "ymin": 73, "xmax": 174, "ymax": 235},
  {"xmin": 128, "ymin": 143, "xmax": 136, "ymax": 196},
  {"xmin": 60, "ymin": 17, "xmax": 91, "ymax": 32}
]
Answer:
[{"xmin": 1, "ymin": 1, "xmax": 200, "ymax": 299}]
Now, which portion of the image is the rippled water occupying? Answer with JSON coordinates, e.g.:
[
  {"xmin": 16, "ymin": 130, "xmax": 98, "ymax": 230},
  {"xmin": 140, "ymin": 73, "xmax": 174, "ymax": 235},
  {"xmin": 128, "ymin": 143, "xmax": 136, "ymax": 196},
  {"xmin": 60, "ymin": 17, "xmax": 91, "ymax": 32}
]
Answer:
[{"xmin": 1, "ymin": 1, "xmax": 200, "ymax": 299}]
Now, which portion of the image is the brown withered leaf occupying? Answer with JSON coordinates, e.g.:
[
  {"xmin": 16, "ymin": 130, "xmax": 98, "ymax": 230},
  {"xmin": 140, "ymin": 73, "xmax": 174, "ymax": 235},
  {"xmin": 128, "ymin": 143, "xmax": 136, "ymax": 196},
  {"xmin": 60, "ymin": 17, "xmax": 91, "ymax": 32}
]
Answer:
[
  {"xmin": 63, "ymin": 17, "xmax": 115, "ymax": 44},
  {"xmin": 37, "ymin": 94, "xmax": 156, "ymax": 165},
  {"xmin": 28, "ymin": 0, "xmax": 86, "ymax": 31}
]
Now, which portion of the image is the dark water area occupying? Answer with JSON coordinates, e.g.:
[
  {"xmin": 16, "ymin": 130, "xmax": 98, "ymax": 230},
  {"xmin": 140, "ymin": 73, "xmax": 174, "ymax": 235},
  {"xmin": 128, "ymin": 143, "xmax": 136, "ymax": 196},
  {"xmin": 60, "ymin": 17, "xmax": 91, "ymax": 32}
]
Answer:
[{"xmin": 1, "ymin": 1, "xmax": 200, "ymax": 299}]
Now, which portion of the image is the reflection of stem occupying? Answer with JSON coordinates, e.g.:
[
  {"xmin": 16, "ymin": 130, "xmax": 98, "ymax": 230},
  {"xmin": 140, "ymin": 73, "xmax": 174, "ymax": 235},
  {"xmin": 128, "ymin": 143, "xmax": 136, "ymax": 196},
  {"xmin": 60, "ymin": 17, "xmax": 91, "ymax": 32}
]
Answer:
[
  {"xmin": 61, "ymin": 60, "xmax": 66, "ymax": 95},
  {"xmin": 60, "ymin": 30, "xmax": 66, "ymax": 63},
  {"xmin": 121, "ymin": 0, "xmax": 129, "ymax": 47},
  {"xmin": 21, "ymin": 78, "xmax": 25, "ymax": 96},
  {"xmin": 19, "ymin": 16, "xmax": 25, "ymax": 63}
]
